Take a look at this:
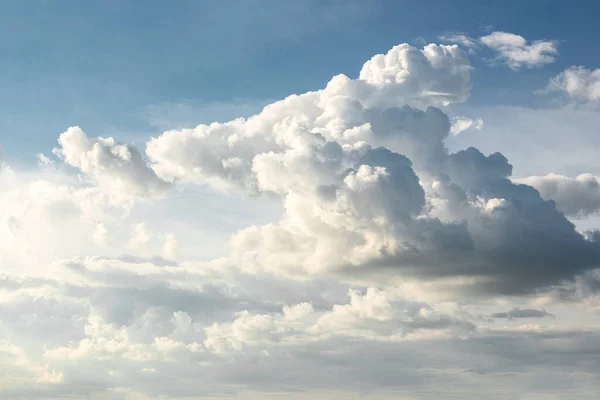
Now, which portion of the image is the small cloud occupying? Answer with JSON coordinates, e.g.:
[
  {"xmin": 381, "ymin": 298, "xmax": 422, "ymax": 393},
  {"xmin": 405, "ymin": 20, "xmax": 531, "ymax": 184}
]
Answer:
[
  {"xmin": 491, "ymin": 308, "xmax": 555, "ymax": 320},
  {"xmin": 439, "ymin": 31, "xmax": 557, "ymax": 71},
  {"xmin": 414, "ymin": 36, "xmax": 427, "ymax": 46},
  {"xmin": 450, "ymin": 116, "xmax": 484, "ymax": 136},
  {"xmin": 37, "ymin": 153, "xmax": 55, "ymax": 167},
  {"xmin": 480, "ymin": 31, "xmax": 557, "ymax": 71},
  {"xmin": 545, "ymin": 66, "xmax": 600, "ymax": 105},
  {"xmin": 439, "ymin": 32, "xmax": 479, "ymax": 53}
]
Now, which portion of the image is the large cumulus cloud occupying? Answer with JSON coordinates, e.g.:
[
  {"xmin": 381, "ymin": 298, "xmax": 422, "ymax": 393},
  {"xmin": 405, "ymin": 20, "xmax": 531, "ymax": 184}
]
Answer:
[
  {"xmin": 1, "ymin": 40, "xmax": 600, "ymax": 400},
  {"xmin": 145, "ymin": 42, "xmax": 600, "ymax": 295}
]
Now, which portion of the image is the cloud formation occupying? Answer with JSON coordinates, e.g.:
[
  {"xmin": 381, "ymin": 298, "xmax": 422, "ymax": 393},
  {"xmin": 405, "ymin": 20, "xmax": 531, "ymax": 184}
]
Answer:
[
  {"xmin": 440, "ymin": 31, "xmax": 557, "ymax": 71},
  {"xmin": 438, "ymin": 32, "xmax": 479, "ymax": 52},
  {"xmin": 491, "ymin": 308, "xmax": 554, "ymax": 319},
  {"xmin": 144, "ymin": 42, "xmax": 600, "ymax": 296},
  {"xmin": 480, "ymin": 31, "xmax": 557, "ymax": 70},
  {"xmin": 56, "ymin": 127, "xmax": 170, "ymax": 202},
  {"xmin": 450, "ymin": 116, "xmax": 484, "ymax": 135},
  {"xmin": 515, "ymin": 173, "xmax": 600, "ymax": 218},
  {"xmin": 547, "ymin": 66, "xmax": 600, "ymax": 104},
  {"xmin": 1, "ymin": 39, "xmax": 600, "ymax": 399}
]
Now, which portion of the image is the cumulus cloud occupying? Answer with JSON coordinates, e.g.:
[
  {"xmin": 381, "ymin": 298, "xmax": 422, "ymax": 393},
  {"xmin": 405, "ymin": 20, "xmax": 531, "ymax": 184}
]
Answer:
[
  {"xmin": 515, "ymin": 173, "xmax": 600, "ymax": 218},
  {"xmin": 204, "ymin": 288, "xmax": 474, "ymax": 353},
  {"xmin": 146, "ymin": 43, "xmax": 471, "ymax": 191},
  {"xmin": 44, "ymin": 313, "xmax": 202, "ymax": 362},
  {"xmin": 480, "ymin": 31, "xmax": 557, "ymax": 70},
  {"xmin": 546, "ymin": 66, "xmax": 600, "ymax": 104},
  {"xmin": 56, "ymin": 127, "xmax": 170, "ymax": 201},
  {"xmin": 1, "ymin": 39, "xmax": 600, "ymax": 399},
  {"xmin": 143, "ymin": 41, "xmax": 600, "ymax": 295}
]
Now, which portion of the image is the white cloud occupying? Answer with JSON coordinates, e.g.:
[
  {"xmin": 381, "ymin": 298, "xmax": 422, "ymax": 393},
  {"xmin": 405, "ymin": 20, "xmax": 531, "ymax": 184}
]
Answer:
[
  {"xmin": 438, "ymin": 32, "xmax": 479, "ymax": 53},
  {"xmin": 56, "ymin": 126, "xmax": 170, "ymax": 202},
  {"xmin": 0, "ymin": 39, "xmax": 600, "ymax": 400},
  {"xmin": 204, "ymin": 288, "xmax": 474, "ymax": 353},
  {"xmin": 547, "ymin": 66, "xmax": 600, "ymax": 104},
  {"xmin": 450, "ymin": 116, "xmax": 484, "ymax": 135},
  {"xmin": 439, "ymin": 31, "xmax": 558, "ymax": 71},
  {"xmin": 146, "ymin": 43, "xmax": 471, "ymax": 192},
  {"xmin": 143, "ymin": 42, "xmax": 598, "ymax": 295},
  {"xmin": 480, "ymin": 31, "xmax": 557, "ymax": 70},
  {"xmin": 0, "ymin": 338, "xmax": 64, "ymax": 387},
  {"xmin": 44, "ymin": 313, "xmax": 200, "ymax": 361}
]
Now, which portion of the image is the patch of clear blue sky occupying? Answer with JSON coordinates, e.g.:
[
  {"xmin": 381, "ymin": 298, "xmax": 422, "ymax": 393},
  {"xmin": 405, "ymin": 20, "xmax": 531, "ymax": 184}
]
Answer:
[{"xmin": 1, "ymin": 0, "xmax": 598, "ymax": 165}]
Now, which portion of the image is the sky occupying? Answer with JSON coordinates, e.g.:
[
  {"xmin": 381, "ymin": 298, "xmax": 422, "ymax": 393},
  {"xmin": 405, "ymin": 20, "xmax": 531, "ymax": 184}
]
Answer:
[{"xmin": 2, "ymin": 1, "xmax": 600, "ymax": 399}]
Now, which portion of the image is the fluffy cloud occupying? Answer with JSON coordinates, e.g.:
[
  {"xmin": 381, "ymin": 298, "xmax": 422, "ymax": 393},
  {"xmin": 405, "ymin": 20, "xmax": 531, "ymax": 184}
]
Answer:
[
  {"xmin": 440, "ymin": 31, "xmax": 557, "ymax": 71},
  {"xmin": 44, "ymin": 313, "xmax": 202, "ymax": 362},
  {"xmin": 56, "ymin": 127, "xmax": 170, "ymax": 202},
  {"xmin": 1, "ymin": 39, "xmax": 600, "ymax": 399},
  {"xmin": 515, "ymin": 173, "xmax": 600, "ymax": 218},
  {"xmin": 204, "ymin": 288, "xmax": 475, "ymax": 353},
  {"xmin": 146, "ymin": 43, "xmax": 471, "ymax": 191},
  {"xmin": 480, "ymin": 31, "xmax": 557, "ymax": 70},
  {"xmin": 547, "ymin": 66, "xmax": 600, "ymax": 104},
  {"xmin": 143, "ymin": 42, "xmax": 600, "ymax": 295},
  {"xmin": 0, "ymin": 168, "xmax": 112, "ymax": 268}
]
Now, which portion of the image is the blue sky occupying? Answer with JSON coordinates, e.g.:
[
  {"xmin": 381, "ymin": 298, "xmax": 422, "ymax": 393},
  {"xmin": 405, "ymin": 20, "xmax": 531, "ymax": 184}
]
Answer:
[
  {"xmin": 3, "ymin": 2, "xmax": 600, "ymax": 399},
  {"xmin": 2, "ymin": 0, "xmax": 599, "ymax": 164}
]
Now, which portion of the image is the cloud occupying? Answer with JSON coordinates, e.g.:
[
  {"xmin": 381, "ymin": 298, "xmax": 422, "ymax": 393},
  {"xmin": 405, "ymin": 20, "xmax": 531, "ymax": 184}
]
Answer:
[
  {"xmin": 44, "ymin": 313, "xmax": 202, "ymax": 362},
  {"xmin": 1, "ymin": 39, "xmax": 600, "ymax": 399},
  {"xmin": 0, "ymin": 339, "xmax": 64, "ymax": 387},
  {"xmin": 479, "ymin": 31, "xmax": 557, "ymax": 70},
  {"xmin": 146, "ymin": 43, "xmax": 471, "ymax": 191},
  {"xmin": 438, "ymin": 32, "xmax": 479, "ymax": 53},
  {"xmin": 450, "ymin": 116, "xmax": 484, "ymax": 135},
  {"xmin": 491, "ymin": 308, "xmax": 554, "ymax": 319},
  {"xmin": 204, "ymin": 288, "xmax": 475, "ymax": 353},
  {"xmin": 143, "ymin": 41, "xmax": 600, "ymax": 295},
  {"xmin": 445, "ymin": 105, "xmax": 600, "ymax": 178},
  {"xmin": 514, "ymin": 173, "xmax": 600, "ymax": 218},
  {"xmin": 546, "ymin": 66, "xmax": 600, "ymax": 104},
  {"xmin": 55, "ymin": 127, "xmax": 170, "ymax": 202},
  {"xmin": 127, "ymin": 223, "xmax": 153, "ymax": 248},
  {"xmin": 358, "ymin": 43, "xmax": 472, "ymax": 106},
  {"xmin": 440, "ymin": 31, "xmax": 557, "ymax": 71}
]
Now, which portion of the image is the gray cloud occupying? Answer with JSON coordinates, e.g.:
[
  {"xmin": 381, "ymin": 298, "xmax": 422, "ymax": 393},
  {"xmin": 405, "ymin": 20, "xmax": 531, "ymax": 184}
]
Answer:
[
  {"xmin": 491, "ymin": 308, "xmax": 554, "ymax": 319},
  {"xmin": 515, "ymin": 173, "xmax": 600, "ymax": 218}
]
